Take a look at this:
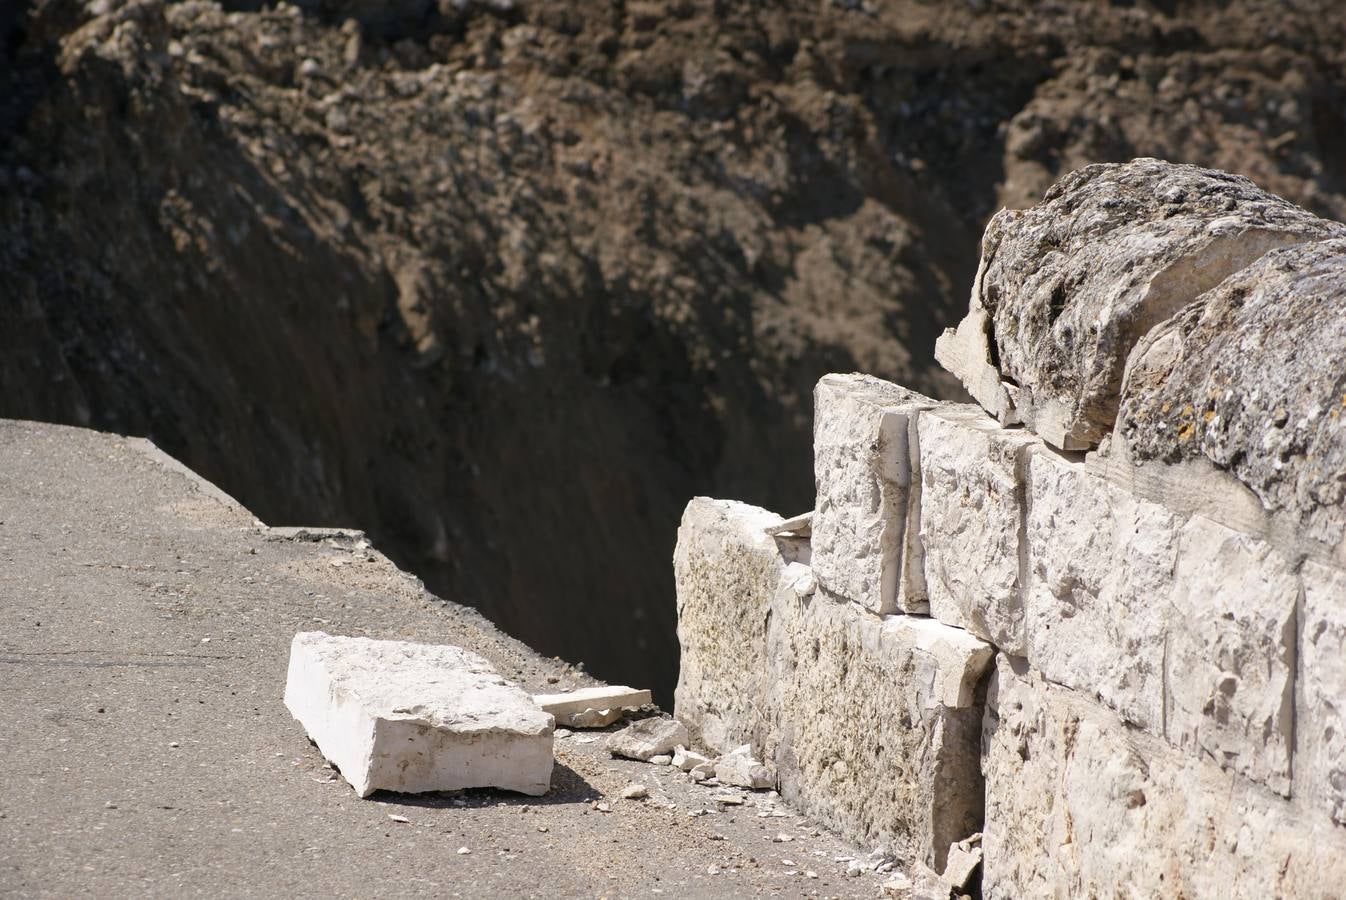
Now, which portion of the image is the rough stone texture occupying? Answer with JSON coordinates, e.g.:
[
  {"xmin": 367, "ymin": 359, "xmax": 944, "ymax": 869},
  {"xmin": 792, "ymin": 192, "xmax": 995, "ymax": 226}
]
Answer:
[
  {"xmin": 715, "ymin": 747, "xmax": 774, "ymax": 789},
  {"xmin": 1301, "ymin": 560, "xmax": 1346, "ymax": 825},
  {"xmin": 672, "ymin": 497, "xmax": 787, "ymax": 757},
  {"xmin": 983, "ymin": 658, "xmax": 1346, "ymax": 898},
  {"xmin": 812, "ymin": 374, "xmax": 938, "ymax": 615},
  {"xmin": 1165, "ymin": 516, "xmax": 1297, "ymax": 795},
  {"xmin": 283, "ymin": 632, "xmax": 554, "ymax": 797},
  {"xmin": 1119, "ymin": 237, "xmax": 1346, "ymax": 553},
  {"xmin": 762, "ymin": 562, "xmax": 992, "ymax": 870},
  {"xmin": 948, "ymin": 159, "xmax": 1344, "ymax": 450},
  {"xmin": 917, "ymin": 404, "xmax": 1039, "ymax": 653},
  {"xmin": 1023, "ymin": 450, "xmax": 1177, "ymax": 731},
  {"xmin": 604, "ymin": 717, "xmax": 690, "ymax": 762}
]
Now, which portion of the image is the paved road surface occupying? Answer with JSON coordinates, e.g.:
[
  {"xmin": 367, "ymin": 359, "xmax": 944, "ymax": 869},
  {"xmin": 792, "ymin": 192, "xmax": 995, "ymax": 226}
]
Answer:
[{"xmin": 0, "ymin": 420, "xmax": 888, "ymax": 898}]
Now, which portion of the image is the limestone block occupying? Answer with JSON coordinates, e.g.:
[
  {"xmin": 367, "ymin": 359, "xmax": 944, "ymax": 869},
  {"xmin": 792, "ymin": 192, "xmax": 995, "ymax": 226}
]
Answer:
[
  {"xmin": 1165, "ymin": 516, "xmax": 1296, "ymax": 795},
  {"xmin": 604, "ymin": 717, "xmax": 689, "ymax": 762},
  {"xmin": 1299, "ymin": 559, "xmax": 1346, "ymax": 824},
  {"xmin": 672, "ymin": 497, "xmax": 786, "ymax": 757},
  {"xmin": 1023, "ymin": 451, "xmax": 1177, "ymax": 730},
  {"xmin": 533, "ymin": 685, "xmax": 651, "ymax": 728},
  {"xmin": 762, "ymin": 562, "xmax": 992, "ymax": 870},
  {"xmin": 812, "ymin": 373, "xmax": 937, "ymax": 614},
  {"xmin": 917, "ymin": 403, "xmax": 1039, "ymax": 653},
  {"xmin": 1119, "ymin": 237, "xmax": 1346, "ymax": 551},
  {"xmin": 982, "ymin": 658, "xmax": 1346, "ymax": 899},
  {"xmin": 715, "ymin": 745, "xmax": 773, "ymax": 789},
  {"xmin": 955, "ymin": 158, "xmax": 1343, "ymax": 449},
  {"xmin": 283, "ymin": 632, "xmax": 554, "ymax": 798}
]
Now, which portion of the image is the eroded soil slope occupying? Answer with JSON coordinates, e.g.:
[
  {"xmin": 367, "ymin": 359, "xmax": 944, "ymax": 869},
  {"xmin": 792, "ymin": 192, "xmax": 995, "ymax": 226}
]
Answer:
[{"xmin": 3, "ymin": 0, "xmax": 1345, "ymax": 700}]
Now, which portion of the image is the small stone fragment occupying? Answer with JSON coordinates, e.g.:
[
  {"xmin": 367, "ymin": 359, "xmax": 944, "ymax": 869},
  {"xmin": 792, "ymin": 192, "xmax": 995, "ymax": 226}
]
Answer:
[
  {"xmin": 942, "ymin": 836, "xmax": 982, "ymax": 891},
  {"xmin": 457, "ymin": 847, "xmax": 470, "ymax": 855},
  {"xmin": 604, "ymin": 717, "xmax": 690, "ymax": 762},
  {"xmin": 714, "ymin": 745, "xmax": 774, "ymax": 789},
  {"xmin": 672, "ymin": 746, "xmax": 712, "ymax": 772},
  {"xmin": 648, "ymin": 754, "xmax": 673, "ymax": 766},
  {"xmin": 881, "ymin": 873, "xmax": 914, "ymax": 898},
  {"xmin": 620, "ymin": 783, "xmax": 649, "ymax": 800}
]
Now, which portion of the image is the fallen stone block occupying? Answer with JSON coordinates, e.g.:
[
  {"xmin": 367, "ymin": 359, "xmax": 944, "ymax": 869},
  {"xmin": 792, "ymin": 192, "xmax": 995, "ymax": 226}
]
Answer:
[
  {"xmin": 945, "ymin": 158, "xmax": 1344, "ymax": 450},
  {"xmin": 942, "ymin": 834, "xmax": 982, "ymax": 892},
  {"xmin": 1022, "ymin": 450, "xmax": 1176, "ymax": 731},
  {"xmin": 917, "ymin": 404, "xmax": 1039, "ymax": 653},
  {"xmin": 671, "ymin": 745, "xmax": 712, "ymax": 772},
  {"xmin": 1165, "ymin": 515, "xmax": 1296, "ymax": 795},
  {"xmin": 762, "ymin": 562, "xmax": 992, "ymax": 870},
  {"xmin": 1118, "ymin": 237, "xmax": 1346, "ymax": 552},
  {"xmin": 812, "ymin": 373, "xmax": 937, "ymax": 614},
  {"xmin": 715, "ymin": 745, "xmax": 773, "ymax": 789},
  {"xmin": 1300, "ymin": 559, "xmax": 1346, "ymax": 825},
  {"xmin": 673, "ymin": 497, "xmax": 788, "ymax": 757},
  {"xmin": 532, "ymin": 685, "xmax": 651, "ymax": 728},
  {"xmin": 283, "ymin": 631, "xmax": 554, "ymax": 798},
  {"xmin": 605, "ymin": 717, "xmax": 689, "ymax": 762},
  {"xmin": 982, "ymin": 657, "xmax": 1346, "ymax": 898}
]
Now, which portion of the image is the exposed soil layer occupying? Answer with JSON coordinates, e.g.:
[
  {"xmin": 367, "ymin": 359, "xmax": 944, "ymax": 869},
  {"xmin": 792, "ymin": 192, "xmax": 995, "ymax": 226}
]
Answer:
[{"xmin": 3, "ymin": 0, "xmax": 1345, "ymax": 701}]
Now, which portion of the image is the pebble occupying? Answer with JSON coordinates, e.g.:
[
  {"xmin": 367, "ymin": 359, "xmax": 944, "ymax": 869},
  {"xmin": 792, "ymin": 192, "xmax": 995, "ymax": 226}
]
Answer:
[
  {"xmin": 169, "ymin": 742, "xmax": 180, "ymax": 749},
  {"xmin": 772, "ymin": 833, "xmax": 793, "ymax": 842},
  {"xmin": 593, "ymin": 801, "xmax": 612, "ymax": 813},
  {"xmin": 620, "ymin": 784, "xmax": 649, "ymax": 800},
  {"xmin": 554, "ymin": 728, "xmax": 572, "ymax": 739},
  {"xmin": 387, "ymin": 814, "xmax": 410, "ymax": 824},
  {"xmin": 647, "ymin": 754, "xmax": 672, "ymax": 766},
  {"xmin": 710, "ymin": 794, "xmax": 744, "ymax": 806},
  {"xmin": 457, "ymin": 847, "xmax": 471, "ymax": 855},
  {"xmin": 707, "ymin": 865, "xmax": 721, "ymax": 875},
  {"xmin": 846, "ymin": 861, "xmax": 865, "ymax": 877},
  {"xmin": 805, "ymin": 870, "xmax": 818, "ymax": 879}
]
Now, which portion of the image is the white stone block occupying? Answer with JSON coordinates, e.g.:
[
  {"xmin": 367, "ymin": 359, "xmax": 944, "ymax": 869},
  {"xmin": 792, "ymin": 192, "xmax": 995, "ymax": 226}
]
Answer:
[
  {"xmin": 283, "ymin": 632, "xmax": 554, "ymax": 798},
  {"xmin": 604, "ymin": 717, "xmax": 689, "ymax": 762},
  {"xmin": 983, "ymin": 658, "xmax": 1346, "ymax": 899},
  {"xmin": 1300, "ymin": 559, "xmax": 1346, "ymax": 823},
  {"xmin": 917, "ymin": 404, "xmax": 1039, "ymax": 652},
  {"xmin": 1165, "ymin": 516, "xmax": 1296, "ymax": 795},
  {"xmin": 673, "ymin": 497, "xmax": 788, "ymax": 757},
  {"xmin": 812, "ymin": 373, "xmax": 937, "ymax": 614},
  {"xmin": 532, "ymin": 686, "xmax": 651, "ymax": 728},
  {"xmin": 1022, "ymin": 450, "xmax": 1176, "ymax": 730},
  {"xmin": 762, "ymin": 562, "xmax": 991, "ymax": 870}
]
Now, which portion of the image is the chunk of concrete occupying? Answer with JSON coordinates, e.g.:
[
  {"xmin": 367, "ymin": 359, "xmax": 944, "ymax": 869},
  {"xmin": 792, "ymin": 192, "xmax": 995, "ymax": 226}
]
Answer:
[
  {"xmin": 1165, "ymin": 516, "xmax": 1296, "ymax": 795},
  {"xmin": 1023, "ymin": 451, "xmax": 1176, "ymax": 731},
  {"xmin": 604, "ymin": 717, "xmax": 689, "ymax": 762},
  {"xmin": 283, "ymin": 632, "xmax": 554, "ymax": 798},
  {"xmin": 1300, "ymin": 559, "xmax": 1346, "ymax": 823},
  {"xmin": 917, "ymin": 404, "xmax": 1040, "ymax": 653},
  {"xmin": 762, "ymin": 562, "xmax": 992, "ymax": 870},
  {"xmin": 812, "ymin": 373, "xmax": 938, "ymax": 614},
  {"xmin": 673, "ymin": 497, "xmax": 787, "ymax": 757},
  {"xmin": 954, "ymin": 159, "xmax": 1344, "ymax": 450},
  {"xmin": 982, "ymin": 657, "xmax": 1346, "ymax": 898},
  {"xmin": 533, "ymin": 685, "xmax": 651, "ymax": 728},
  {"xmin": 1119, "ymin": 237, "xmax": 1346, "ymax": 551}
]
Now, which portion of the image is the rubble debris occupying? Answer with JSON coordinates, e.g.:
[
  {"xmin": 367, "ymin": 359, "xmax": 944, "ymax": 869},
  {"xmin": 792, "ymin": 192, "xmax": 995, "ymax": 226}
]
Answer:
[
  {"xmin": 714, "ymin": 745, "xmax": 774, "ymax": 789},
  {"xmin": 620, "ymin": 783, "xmax": 649, "ymax": 800},
  {"xmin": 942, "ymin": 833, "xmax": 982, "ymax": 891},
  {"xmin": 604, "ymin": 717, "xmax": 689, "ymax": 762}
]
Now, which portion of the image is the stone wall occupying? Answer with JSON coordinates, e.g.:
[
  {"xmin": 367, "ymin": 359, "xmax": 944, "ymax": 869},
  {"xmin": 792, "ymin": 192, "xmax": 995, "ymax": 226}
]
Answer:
[{"xmin": 672, "ymin": 160, "xmax": 1346, "ymax": 896}]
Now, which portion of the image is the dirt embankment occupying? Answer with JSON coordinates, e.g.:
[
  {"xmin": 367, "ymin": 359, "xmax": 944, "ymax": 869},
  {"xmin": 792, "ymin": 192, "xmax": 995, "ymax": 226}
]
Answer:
[{"xmin": 3, "ymin": 0, "xmax": 1345, "ymax": 702}]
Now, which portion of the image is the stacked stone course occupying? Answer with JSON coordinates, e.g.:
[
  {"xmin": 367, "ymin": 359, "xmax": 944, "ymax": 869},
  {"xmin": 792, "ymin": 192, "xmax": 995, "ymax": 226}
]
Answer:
[{"xmin": 674, "ymin": 159, "xmax": 1346, "ymax": 895}]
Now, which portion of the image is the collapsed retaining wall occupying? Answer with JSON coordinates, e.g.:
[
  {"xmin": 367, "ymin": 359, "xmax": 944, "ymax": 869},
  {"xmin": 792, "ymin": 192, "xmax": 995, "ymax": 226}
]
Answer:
[{"xmin": 673, "ymin": 160, "xmax": 1346, "ymax": 897}]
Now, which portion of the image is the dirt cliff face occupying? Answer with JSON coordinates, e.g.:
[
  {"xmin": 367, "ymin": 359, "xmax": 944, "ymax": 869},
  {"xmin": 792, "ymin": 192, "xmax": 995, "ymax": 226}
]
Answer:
[{"xmin": 3, "ymin": 0, "xmax": 1345, "ymax": 702}]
